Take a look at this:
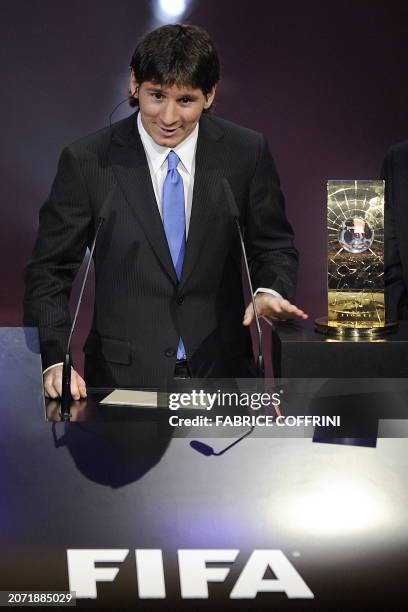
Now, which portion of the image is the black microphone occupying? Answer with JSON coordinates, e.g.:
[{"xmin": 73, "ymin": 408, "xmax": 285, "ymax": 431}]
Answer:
[
  {"xmin": 222, "ymin": 178, "xmax": 265, "ymax": 378},
  {"xmin": 60, "ymin": 186, "xmax": 116, "ymax": 420},
  {"xmin": 190, "ymin": 427, "xmax": 255, "ymax": 456}
]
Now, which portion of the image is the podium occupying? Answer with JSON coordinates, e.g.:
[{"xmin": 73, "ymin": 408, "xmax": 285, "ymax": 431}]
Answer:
[
  {"xmin": 1, "ymin": 327, "xmax": 408, "ymax": 607},
  {"xmin": 0, "ymin": 326, "xmax": 45, "ymax": 416}
]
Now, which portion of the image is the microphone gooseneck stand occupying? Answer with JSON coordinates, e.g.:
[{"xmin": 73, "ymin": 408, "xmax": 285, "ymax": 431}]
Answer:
[
  {"xmin": 190, "ymin": 179, "xmax": 267, "ymax": 456},
  {"xmin": 60, "ymin": 189, "xmax": 115, "ymax": 420},
  {"xmin": 222, "ymin": 178, "xmax": 265, "ymax": 378}
]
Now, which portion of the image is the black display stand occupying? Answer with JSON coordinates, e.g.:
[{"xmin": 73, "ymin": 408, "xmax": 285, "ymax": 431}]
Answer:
[{"xmin": 272, "ymin": 320, "xmax": 408, "ymax": 378}]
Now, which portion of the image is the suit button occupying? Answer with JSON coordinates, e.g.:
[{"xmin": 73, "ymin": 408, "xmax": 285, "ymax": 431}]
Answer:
[
  {"xmin": 164, "ymin": 348, "xmax": 176, "ymax": 358},
  {"xmin": 177, "ymin": 296, "xmax": 184, "ymax": 305}
]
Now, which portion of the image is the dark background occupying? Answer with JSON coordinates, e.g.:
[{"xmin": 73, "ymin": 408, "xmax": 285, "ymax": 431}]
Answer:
[{"xmin": 1, "ymin": 0, "xmax": 408, "ymax": 371}]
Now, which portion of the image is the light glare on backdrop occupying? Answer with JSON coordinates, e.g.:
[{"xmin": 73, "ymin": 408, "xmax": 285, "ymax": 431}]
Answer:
[{"xmin": 158, "ymin": 0, "xmax": 187, "ymax": 18}]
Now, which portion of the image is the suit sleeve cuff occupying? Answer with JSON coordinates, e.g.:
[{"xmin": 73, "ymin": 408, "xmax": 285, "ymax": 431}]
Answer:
[
  {"xmin": 43, "ymin": 362, "xmax": 63, "ymax": 375},
  {"xmin": 255, "ymin": 287, "xmax": 283, "ymax": 299}
]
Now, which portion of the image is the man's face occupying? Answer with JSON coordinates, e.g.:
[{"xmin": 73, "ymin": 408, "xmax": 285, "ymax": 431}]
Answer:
[{"xmin": 130, "ymin": 75, "xmax": 216, "ymax": 147}]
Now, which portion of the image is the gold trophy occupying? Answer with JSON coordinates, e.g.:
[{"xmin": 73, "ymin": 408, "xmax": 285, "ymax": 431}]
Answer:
[{"xmin": 315, "ymin": 180, "xmax": 398, "ymax": 338}]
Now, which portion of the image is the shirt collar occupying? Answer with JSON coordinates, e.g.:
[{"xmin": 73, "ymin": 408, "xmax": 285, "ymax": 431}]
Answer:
[{"xmin": 137, "ymin": 112, "xmax": 198, "ymax": 175}]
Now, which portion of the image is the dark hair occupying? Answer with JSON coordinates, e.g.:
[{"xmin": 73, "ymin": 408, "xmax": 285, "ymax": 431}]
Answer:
[{"xmin": 129, "ymin": 24, "xmax": 220, "ymax": 107}]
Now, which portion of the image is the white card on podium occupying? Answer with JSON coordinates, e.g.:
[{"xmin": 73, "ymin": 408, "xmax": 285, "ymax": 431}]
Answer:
[{"xmin": 100, "ymin": 389, "xmax": 158, "ymax": 407}]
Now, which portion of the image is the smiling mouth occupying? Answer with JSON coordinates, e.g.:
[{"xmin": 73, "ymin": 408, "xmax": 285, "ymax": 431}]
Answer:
[{"xmin": 157, "ymin": 125, "xmax": 181, "ymax": 135}]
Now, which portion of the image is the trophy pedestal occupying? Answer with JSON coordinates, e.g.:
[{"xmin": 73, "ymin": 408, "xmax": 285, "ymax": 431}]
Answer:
[
  {"xmin": 314, "ymin": 316, "xmax": 399, "ymax": 339},
  {"xmin": 272, "ymin": 320, "xmax": 408, "ymax": 378}
]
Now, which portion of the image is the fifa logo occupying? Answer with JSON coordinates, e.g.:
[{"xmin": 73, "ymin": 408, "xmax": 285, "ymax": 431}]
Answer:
[{"xmin": 67, "ymin": 549, "xmax": 314, "ymax": 600}]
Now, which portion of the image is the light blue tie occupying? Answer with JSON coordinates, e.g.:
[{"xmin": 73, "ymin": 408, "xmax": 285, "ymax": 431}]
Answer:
[{"xmin": 162, "ymin": 150, "xmax": 186, "ymax": 359}]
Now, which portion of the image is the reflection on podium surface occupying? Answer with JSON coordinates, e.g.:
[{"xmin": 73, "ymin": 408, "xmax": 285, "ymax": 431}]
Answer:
[{"xmin": 48, "ymin": 391, "xmax": 175, "ymax": 487}]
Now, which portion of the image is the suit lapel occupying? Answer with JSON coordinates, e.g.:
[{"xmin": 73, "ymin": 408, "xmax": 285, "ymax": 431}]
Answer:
[
  {"xmin": 179, "ymin": 115, "xmax": 225, "ymax": 289},
  {"xmin": 108, "ymin": 113, "xmax": 178, "ymax": 285}
]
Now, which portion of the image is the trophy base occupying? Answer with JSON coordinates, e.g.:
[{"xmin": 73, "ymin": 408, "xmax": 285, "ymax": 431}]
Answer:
[{"xmin": 314, "ymin": 317, "xmax": 399, "ymax": 339}]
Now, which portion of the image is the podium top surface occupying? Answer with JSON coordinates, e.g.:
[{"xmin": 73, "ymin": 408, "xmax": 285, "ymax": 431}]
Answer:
[{"xmin": 275, "ymin": 319, "xmax": 408, "ymax": 343}]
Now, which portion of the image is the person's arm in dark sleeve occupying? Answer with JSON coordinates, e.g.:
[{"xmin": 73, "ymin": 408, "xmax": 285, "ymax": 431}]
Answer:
[
  {"xmin": 243, "ymin": 134, "xmax": 307, "ymax": 324},
  {"xmin": 23, "ymin": 146, "xmax": 92, "ymax": 371}
]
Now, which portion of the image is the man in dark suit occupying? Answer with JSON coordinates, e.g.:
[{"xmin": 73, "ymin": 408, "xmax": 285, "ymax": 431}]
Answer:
[
  {"xmin": 382, "ymin": 141, "xmax": 408, "ymax": 321},
  {"xmin": 24, "ymin": 24, "xmax": 307, "ymax": 399}
]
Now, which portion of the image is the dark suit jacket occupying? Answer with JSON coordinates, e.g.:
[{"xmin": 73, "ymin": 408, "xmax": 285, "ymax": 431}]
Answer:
[
  {"xmin": 24, "ymin": 112, "xmax": 298, "ymax": 387},
  {"xmin": 382, "ymin": 141, "xmax": 408, "ymax": 321}
]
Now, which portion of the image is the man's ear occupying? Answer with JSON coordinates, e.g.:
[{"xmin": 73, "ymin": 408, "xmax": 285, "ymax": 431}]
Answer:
[
  {"xmin": 204, "ymin": 84, "xmax": 218, "ymax": 109},
  {"xmin": 129, "ymin": 70, "xmax": 139, "ymax": 97}
]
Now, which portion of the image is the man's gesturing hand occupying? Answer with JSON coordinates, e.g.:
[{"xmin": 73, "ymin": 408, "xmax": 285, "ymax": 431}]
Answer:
[
  {"xmin": 243, "ymin": 292, "xmax": 308, "ymax": 326},
  {"xmin": 43, "ymin": 365, "xmax": 87, "ymax": 400}
]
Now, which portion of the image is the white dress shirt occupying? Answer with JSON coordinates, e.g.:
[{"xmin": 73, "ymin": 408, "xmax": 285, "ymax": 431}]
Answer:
[{"xmin": 137, "ymin": 112, "xmax": 196, "ymax": 233}]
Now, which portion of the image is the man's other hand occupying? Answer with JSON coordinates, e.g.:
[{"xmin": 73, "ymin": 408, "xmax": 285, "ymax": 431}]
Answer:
[
  {"xmin": 43, "ymin": 365, "xmax": 87, "ymax": 400},
  {"xmin": 243, "ymin": 293, "xmax": 308, "ymax": 326}
]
